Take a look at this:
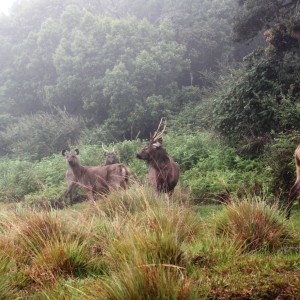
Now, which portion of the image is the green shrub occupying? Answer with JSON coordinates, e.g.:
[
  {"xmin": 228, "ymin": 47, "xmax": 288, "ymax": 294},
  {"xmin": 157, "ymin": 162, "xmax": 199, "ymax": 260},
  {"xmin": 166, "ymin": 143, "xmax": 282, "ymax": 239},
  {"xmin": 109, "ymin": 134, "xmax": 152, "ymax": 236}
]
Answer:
[
  {"xmin": 262, "ymin": 132, "xmax": 300, "ymax": 201},
  {"xmin": 0, "ymin": 110, "xmax": 84, "ymax": 160},
  {"xmin": 174, "ymin": 134, "xmax": 270, "ymax": 200},
  {"xmin": 0, "ymin": 154, "xmax": 66, "ymax": 203},
  {"xmin": 0, "ymin": 158, "xmax": 39, "ymax": 201},
  {"xmin": 0, "ymin": 133, "xmax": 272, "ymax": 204},
  {"xmin": 116, "ymin": 139, "xmax": 147, "ymax": 178},
  {"xmin": 212, "ymin": 51, "xmax": 300, "ymax": 154}
]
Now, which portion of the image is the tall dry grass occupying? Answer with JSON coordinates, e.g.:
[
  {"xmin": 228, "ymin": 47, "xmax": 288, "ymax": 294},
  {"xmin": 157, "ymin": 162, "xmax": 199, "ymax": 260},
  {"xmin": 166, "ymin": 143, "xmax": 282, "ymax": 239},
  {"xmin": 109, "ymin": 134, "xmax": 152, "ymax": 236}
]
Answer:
[
  {"xmin": 0, "ymin": 186, "xmax": 298, "ymax": 298},
  {"xmin": 213, "ymin": 196, "xmax": 297, "ymax": 251}
]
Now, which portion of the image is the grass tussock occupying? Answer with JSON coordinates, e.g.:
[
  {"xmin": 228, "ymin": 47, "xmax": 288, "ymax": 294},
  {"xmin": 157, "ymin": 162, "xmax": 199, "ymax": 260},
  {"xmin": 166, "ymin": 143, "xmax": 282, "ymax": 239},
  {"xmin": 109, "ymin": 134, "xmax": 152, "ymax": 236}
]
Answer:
[
  {"xmin": 94, "ymin": 183, "xmax": 192, "ymax": 217},
  {"xmin": 0, "ymin": 210, "xmax": 109, "ymax": 294},
  {"xmin": 213, "ymin": 197, "xmax": 297, "ymax": 251},
  {"xmin": 99, "ymin": 263, "xmax": 198, "ymax": 300},
  {"xmin": 0, "ymin": 186, "xmax": 299, "ymax": 298},
  {"xmin": 0, "ymin": 255, "xmax": 16, "ymax": 299}
]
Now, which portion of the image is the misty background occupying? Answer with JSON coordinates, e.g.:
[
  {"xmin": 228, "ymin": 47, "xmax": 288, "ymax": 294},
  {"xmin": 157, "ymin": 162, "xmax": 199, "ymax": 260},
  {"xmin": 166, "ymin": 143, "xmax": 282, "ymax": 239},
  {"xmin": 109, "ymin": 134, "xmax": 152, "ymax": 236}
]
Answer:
[{"xmin": 0, "ymin": 0, "xmax": 300, "ymax": 204}]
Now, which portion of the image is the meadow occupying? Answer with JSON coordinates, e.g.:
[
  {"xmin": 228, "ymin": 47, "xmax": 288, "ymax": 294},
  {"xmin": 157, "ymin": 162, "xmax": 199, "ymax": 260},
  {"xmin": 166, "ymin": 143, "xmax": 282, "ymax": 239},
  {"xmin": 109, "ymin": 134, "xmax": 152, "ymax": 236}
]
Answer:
[{"xmin": 0, "ymin": 184, "xmax": 299, "ymax": 299}]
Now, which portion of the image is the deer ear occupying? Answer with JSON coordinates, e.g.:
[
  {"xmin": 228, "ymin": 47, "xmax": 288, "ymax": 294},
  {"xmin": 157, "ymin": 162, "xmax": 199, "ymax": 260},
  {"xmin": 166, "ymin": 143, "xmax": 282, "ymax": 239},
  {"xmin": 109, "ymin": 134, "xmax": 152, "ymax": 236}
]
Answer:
[
  {"xmin": 62, "ymin": 150, "xmax": 67, "ymax": 156},
  {"xmin": 157, "ymin": 137, "xmax": 163, "ymax": 144},
  {"xmin": 74, "ymin": 149, "xmax": 80, "ymax": 155}
]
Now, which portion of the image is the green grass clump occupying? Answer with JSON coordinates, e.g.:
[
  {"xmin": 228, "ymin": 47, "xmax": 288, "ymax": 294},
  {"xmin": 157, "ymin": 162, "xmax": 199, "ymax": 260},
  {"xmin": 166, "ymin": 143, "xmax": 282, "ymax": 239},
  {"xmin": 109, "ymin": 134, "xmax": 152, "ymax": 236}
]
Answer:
[
  {"xmin": 0, "ymin": 255, "xmax": 16, "ymax": 299},
  {"xmin": 213, "ymin": 197, "xmax": 297, "ymax": 251},
  {"xmin": 99, "ymin": 263, "xmax": 198, "ymax": 300},
  {"xmin": 0, "ymin": 210, "xmax": 109, "ymax": 294},
  {"xmin": 0, "ymin": 185, "xmax": 299, "ymax": 299}
]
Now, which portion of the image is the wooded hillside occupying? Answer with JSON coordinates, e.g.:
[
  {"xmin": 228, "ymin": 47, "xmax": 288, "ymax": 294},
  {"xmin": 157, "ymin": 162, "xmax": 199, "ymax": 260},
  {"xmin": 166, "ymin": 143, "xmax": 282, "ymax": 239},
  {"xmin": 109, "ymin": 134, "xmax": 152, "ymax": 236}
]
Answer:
[{"xmin": 0, "ymin": 0, "xmax": 300, "ymax": 205}]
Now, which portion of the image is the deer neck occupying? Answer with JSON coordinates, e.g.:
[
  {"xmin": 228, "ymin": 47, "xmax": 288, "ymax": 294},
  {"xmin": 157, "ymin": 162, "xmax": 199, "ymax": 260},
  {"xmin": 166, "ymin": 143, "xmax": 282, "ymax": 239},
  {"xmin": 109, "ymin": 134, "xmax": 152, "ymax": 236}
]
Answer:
[
  {"xmin": 149, "ymin": 155, "xmax": 170, "ymax": 171},
  {"xmin": 70, "ymin": 164, "xmax": 85, "ymax": 179}
]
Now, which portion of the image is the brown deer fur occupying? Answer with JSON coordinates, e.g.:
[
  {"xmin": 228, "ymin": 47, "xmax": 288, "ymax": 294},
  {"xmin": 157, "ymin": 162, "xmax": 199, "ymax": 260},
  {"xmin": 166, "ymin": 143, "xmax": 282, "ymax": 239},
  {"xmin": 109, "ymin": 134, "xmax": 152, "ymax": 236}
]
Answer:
[
  {"xmin": 136, "ymin": 138, "xmax": 180, "ymax": 200},
  {"xmin": 63, "ymin": 149, "xmax": 128, "ymax": 203},
  {"xmin": 287, "ymin": 144, "xmax": 300, "ymax": 218},
  {"xmin": 65, "ymin": 147, "xmax": 119, "ymax": 202}
]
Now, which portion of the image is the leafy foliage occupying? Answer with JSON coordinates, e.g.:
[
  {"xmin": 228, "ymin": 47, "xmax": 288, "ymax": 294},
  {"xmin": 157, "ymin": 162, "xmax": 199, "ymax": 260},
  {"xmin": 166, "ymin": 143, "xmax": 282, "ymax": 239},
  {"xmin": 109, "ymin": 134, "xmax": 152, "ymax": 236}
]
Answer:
[
  {"xmin": 165, "ymin": 132, "xmax": 270, "ymax": 200},
  {"xmin": 0, "ymin": 110, "xmax": 84, "ymax": 160},
  {"xmin": 212, "ymin": 50, "xmax": 300, "ymax": 154},
  {"xmin": 262, "ymin": 132, "xmax": 300, "ymax": 200},
  {"xmin": 233, "ymin": 0, "xmax": 300, "ymax": 42},
  {"xmin": 0, "ymin": 0, "xmax": 258, "ymax": 150},
  {"xmin": 0, "ymin": 134, "xmax": 269, "ymax": 205},
  {"xmin": 0, "ymin": 158, "xmax": 39, "ymax": 201}
]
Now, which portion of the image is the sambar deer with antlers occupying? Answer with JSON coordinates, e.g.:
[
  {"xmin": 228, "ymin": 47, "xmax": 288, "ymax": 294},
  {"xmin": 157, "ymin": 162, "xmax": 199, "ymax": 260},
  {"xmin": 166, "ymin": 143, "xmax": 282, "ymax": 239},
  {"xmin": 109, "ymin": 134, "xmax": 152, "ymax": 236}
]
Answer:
[
  {"xmin": 287, "ymin": 144, "xmax": 300, "ymax": 218},
  {"xmin": 62, "ymin": 149, "xmax": 128, "ymax": 204},
  {"xmin": 136, "ymin": 119, "xmax": 180, "ymax": 201},
  {"xmin": 102, "ymin": 143, "xmax": 119, "ymax": 165}
]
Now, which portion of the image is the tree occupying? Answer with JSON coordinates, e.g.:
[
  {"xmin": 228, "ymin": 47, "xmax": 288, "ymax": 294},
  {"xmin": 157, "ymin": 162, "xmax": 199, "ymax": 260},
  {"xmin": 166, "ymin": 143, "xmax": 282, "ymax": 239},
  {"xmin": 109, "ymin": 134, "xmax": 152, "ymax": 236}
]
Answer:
[
  {"xmin": 0, "ymin": 110, "xmax": 84, "ymax": 160},
  {"xmin": 233, "ymin": 0, "xmax": 300, "ymax": 42}
]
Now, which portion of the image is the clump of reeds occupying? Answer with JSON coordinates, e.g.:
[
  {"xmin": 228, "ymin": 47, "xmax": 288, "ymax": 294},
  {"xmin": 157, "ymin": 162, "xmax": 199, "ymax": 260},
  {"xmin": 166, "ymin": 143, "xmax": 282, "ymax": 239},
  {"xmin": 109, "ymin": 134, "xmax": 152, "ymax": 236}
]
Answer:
[
  {"xmin": 94, "ymin": 183, "xmax": 192, "ymax": 217},
  {"xmin": 0, "ymin": 209, "xmax": 109, "ymax": 292},
  {"xmin": 0, "ymin": 255, "xmax": 16, "ymax": 299},
  {"xmin": 213, "ymin": 197, "xmax": 296, "ymax": 251},
  {"xmin": 83, "ymin": 185, "xmax": 204, "ymax": 299}
]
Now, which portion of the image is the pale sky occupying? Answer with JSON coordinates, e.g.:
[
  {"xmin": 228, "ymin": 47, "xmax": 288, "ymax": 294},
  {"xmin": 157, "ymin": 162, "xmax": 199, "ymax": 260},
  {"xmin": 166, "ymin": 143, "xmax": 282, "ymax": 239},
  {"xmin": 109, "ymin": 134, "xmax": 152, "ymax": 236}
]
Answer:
[{"xmin": 0, "ymin": 0, "xmax": 16, "ymax": 15}]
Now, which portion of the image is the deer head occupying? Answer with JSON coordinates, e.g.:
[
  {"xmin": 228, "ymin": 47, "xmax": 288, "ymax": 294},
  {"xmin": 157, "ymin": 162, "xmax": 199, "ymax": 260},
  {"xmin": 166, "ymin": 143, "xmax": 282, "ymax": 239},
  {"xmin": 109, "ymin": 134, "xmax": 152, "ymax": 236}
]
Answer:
[
  {"xmin": 102, "ymin": 143, "xmax": 118, "ymax": 165},
  {"xmin": 136, "ymin": 118, "xmax": 167, "ymax": 161},
  {"xmin": 62, "ymin": 149, "xmax": 80, "ymax": 167}
]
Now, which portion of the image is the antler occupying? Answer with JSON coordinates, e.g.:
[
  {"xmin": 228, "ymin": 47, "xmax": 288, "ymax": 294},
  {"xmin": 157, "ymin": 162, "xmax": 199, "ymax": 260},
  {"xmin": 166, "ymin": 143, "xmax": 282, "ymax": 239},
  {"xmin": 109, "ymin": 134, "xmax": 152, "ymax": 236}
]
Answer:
[
  {"xmin": 151, "ymin": 118, "xmax": 167, "ymax": 142},
  {"xmin": 102, "ymin": 143, "xmax": 109, "ymax": 153}
]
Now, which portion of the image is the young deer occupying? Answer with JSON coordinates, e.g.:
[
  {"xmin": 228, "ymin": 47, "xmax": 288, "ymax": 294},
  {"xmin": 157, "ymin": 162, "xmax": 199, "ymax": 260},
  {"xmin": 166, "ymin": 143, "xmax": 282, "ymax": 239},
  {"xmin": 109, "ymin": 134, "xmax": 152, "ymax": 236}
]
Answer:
[{"xmin": 62, "ymin": 149, "xmax": 128, "ymax": 204}]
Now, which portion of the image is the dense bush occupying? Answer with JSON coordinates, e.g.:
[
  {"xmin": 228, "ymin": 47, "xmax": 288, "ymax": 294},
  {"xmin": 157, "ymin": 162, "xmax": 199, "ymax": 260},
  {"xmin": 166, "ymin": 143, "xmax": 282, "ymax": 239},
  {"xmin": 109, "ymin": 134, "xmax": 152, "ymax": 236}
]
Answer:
[
  {"xmin": 0, "ymin": 132, "xmax": 295, "ymax": 209},
  {"xmin": 166, "ymin": 132, "xmax": 270, "ymax": 200},
  {"xmin": 0, "ymin": 158, "xmax": 39, "ymax": 201},
  {"xmin": 212, "ymin": 51, "xmax": 300, "ymax": 155},
  {"xmin": 262, "ymin": 132, "xmax": 300, "ymax": 201},
  {"xmin": 0, "ymin": 132, "xmax": 274, "ymax": 205},
  {"xmin": 0, "ymin": 110, "xmax": 84, "ymax": 160}
]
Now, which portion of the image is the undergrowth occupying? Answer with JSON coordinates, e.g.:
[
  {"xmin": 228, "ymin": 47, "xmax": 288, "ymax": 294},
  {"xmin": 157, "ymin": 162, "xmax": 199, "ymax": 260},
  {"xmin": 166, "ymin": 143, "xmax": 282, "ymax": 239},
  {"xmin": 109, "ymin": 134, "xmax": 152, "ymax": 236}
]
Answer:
[{"xmin": 0, "ymin": 186, "xmax": 298, "ymax": 299}]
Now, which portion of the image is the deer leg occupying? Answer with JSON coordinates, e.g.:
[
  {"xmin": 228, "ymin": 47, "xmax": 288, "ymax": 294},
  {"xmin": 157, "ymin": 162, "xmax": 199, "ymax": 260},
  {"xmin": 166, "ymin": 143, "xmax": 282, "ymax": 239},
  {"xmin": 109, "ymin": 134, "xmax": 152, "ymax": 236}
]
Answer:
[
  {"xmin": 287, "ymin": 182, "xmax": 300, "ymax": 219},
  {"xmin": 86, "ymin": 189, "xmax": 96, "ymax": 204},
  {"xmin": 64, "ymin": 182, "xmax": 77, "ymax": 205},
  {"xmin": 165, "ymin": 192, "xmax": 170, "ymax": 207}
]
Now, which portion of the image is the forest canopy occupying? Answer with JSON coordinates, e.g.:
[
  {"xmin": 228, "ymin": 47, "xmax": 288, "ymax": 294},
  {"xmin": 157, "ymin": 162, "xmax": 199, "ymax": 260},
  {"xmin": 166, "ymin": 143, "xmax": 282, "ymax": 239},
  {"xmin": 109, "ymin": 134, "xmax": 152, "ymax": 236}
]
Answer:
[
  {"xmin": 0, "ymin": 0, "xmax": 299, "ymax": 210},
  {"xmin": 0, "ymin": 0, "xmax": 259, "ymax": 156},
  {"xmin": 0, "ymin": 0, "xmax": 299, "ymax": 163}
]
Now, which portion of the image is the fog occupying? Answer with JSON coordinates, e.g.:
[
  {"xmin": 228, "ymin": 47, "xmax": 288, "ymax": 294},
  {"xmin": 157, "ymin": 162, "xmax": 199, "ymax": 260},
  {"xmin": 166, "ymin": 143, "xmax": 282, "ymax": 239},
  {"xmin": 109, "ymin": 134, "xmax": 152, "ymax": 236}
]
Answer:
[{"xmin": 0, "ymin": 0, "xmax": 298, "ymax": 158}]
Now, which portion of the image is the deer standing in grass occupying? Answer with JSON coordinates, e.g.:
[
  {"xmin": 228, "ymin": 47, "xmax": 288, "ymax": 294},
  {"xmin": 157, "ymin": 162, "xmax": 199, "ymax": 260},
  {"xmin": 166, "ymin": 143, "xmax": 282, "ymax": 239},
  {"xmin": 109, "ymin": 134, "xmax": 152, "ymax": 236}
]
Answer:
[
  {"xmin": 287, "ymin": 144, "xmax": 300, "ymax": 218},
  {"xmin": 136, "ymin": 119, "xmax": 180, "ymax": 201},
  {"xmin": 62, "ymin": 149, "xmax": 128, "ymax": 204},
  {"xmin": 64, "ymin": 145, "xmax": 119, "ymax": 204}
]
